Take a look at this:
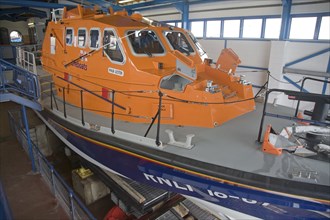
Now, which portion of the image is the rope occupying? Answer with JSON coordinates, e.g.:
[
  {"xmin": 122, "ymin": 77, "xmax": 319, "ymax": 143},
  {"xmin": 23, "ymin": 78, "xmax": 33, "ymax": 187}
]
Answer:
[{"xmin": 268, "ymin": 72, "xmax": 302, "ymax": 84}]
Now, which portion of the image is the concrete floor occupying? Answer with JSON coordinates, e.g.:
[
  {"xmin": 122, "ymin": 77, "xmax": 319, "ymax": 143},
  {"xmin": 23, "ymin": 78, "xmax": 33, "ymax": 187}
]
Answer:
[{"xmin": 0, "ymin": 102, "xmax": 69, "ymax": 220}]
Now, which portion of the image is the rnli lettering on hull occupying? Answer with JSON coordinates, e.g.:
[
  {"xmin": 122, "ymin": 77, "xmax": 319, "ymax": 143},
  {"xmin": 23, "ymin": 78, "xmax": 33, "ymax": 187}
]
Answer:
[{"xmin": 143, "ymin": 173, "xmax": 258, "ymax": 205}]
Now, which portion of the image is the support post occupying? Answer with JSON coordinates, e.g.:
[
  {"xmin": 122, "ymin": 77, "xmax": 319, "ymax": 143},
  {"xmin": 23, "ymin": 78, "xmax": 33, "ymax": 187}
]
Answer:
[
  {"xmin": 62, "ymin": 87, "xmax": 66, "ymax": 118},
  {"xmin": 21, "ymin": 105, "xmax": 36, "ymax": 172},
  {"xmin": 111, "ymin": 91, "xmax": 115, "ymax": 134},
  {"xmin": 156, "ymin": 91, "xmax": 163, "ymax": 146},
  {"xmin": 50, "ymin": 82, "xmax": 53, "ymax": 110},
  {"xmin": 50, "ymin": 166, "xmax": 56, "ymax": 195},
  {"xmin": 80, "ymin": 90, "xmax": 85, "ymax": 126},
  {"xmin": 175, "ymin": 2, "xmax": 189, "ymax": 30},
  {"xmin": 279, "ymin": 0, "xmax": 292, "ymax": 40},
  {"xmin": 257, "ymin": 91, "xmax": 269, "ymax": 142},
  {"xmin": 0, "ymin": 63, "xmax": 5, "ymax": 90},
  {"xmin": 69, "ymin": 191, "xmax": 75, "ymax": 220}
]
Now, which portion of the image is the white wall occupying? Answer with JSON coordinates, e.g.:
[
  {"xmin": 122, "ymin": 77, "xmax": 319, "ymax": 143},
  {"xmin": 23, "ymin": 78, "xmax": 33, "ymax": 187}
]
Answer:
[{"xmin": 1, "ymin": 20, "xmax": 29, "ymax": 44}]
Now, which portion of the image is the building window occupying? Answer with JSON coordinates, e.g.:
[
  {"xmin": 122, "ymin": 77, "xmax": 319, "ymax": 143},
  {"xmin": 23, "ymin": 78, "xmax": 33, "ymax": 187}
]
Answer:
[
  {"xmin": 243, "ymin": 19, "xmax": 262, "ymax": 38},
  {"xmin": 65, "ymin": 28, "xmax": 73, "ymax": 45},
  {"xmin": 223, "ymin": 20, "xmax": 240, "ymax": 38},
  {"xmin": 167, "ymin": 22, "xmax": 175, "ymax": 26},
  {"xmin": 289, "ymin": 17, "xmax": 317, "ymax": 40},
  {"xmin": 206, "ymin": 20, "xmax": 221, "ymax": 38},
  {"xmin": 318, "ymin": 16, "xmax": 330, "ymax": 40},
  {"xmin": 103, "ymin": 29, "xmax": 124, "ymax": 63},
  {"xmin": 264, "ymin": 18, "xmax": 281, "ymax": 39},
  {"xmin": 176, "ymin": 22, "xmax": 182, "ymax": 28},
  {"xmin": 9, "ymin": 30, "xmax": 23, "ymax": 43},
  {"xmin": 190, "ymin": 21, "xmax": 204, "ymax": 38},
  {"xmin": 77, "ymin": 28, "xmax": 86, "ymax": 48},
  {"xmin": 89, "ymin": 28, "xmax": 100, "ymax": 49}
]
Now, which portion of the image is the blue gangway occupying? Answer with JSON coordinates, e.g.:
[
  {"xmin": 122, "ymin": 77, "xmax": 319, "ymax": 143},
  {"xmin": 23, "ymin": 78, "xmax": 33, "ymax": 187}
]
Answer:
[{"xmin": 0, "ymin": 58, "xmax": 41, "ymax": 111}]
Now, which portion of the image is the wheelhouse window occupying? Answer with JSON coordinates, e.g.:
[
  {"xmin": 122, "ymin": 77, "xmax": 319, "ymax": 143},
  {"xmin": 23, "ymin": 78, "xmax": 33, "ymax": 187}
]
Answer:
[
  {"xmin": 127, "ymin": 30, "xmax": 164, "ymax": 55},
  {"xmin": 78, "ymin": 28, "xmax": 87, "ymax": 47},
  {"xmin": 164, "ymin": 31, "xmax": 194, "ymax": 55},
  {"xmin": 103, "ymin": 29, "xmax": 124, "ymax": 63},
  {"xmin": 188, "ymin": 32, "xmax": 207, "ymax": 59},
  {"xmin": 66, "ymin": 28, "xmax": 73, "ymax": 45},
  {"xmin": 89, "ymin": 28, "xmax": 100, "ymax": 49}
]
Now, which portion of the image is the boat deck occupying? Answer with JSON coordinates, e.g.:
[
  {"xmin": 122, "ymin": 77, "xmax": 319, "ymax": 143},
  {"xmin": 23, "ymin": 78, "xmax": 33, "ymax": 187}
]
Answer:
[{"xmin": 39, "ymin": 92, "xmax": 330, "ymax": 187}]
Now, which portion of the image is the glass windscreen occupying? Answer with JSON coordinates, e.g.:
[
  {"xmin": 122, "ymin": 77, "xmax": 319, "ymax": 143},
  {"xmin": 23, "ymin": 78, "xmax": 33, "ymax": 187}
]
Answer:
[
  {"xmin": 164, "ymin": 31, "xmax": 194, "ymax": 55},
  {"xmin": 127, "ymin": 30, "xmax": 164, "ymax": 55},
  {"xmin": 188, "ymin": 32, "xmax": 207, "ymax": 58}
]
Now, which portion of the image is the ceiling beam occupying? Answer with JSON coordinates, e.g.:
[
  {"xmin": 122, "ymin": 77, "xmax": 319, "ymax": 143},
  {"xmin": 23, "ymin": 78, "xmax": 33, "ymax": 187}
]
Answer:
[
  {"xmin": 122, "ymin": 0, "xmax": 232, "ymax": 12},
  {"xmin": 65, "ymin": 0, "xmax": 123, "ymax": 11},
  {"xmin": 0, "ymin": 7, "xmax": 47, "ymax": 21},
  {"xmin": 0, "ymin": 0, "xmax": 73, "ymax": 9}
]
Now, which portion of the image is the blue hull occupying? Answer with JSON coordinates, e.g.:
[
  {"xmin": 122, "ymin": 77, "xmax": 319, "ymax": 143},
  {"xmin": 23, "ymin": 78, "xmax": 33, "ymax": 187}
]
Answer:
[{"xmin": 42, "ymin": 110, "xmax": 330, "ymax": 219}]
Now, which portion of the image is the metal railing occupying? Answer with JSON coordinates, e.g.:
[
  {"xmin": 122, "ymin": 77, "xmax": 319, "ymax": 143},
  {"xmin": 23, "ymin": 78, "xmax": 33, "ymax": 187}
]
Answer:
[
  {"xmin": 16, "ymin": 47, "xmax": 37, "ymax": 74},
  {"xmin": 8, "ymin": 110, "xmax": 96, "ymax": 220},
  {"xmin": 257, "ymin": 88, "xmax": 330, "ymax": 142},
  {"xmin": 0, "ymin": 59, "xmax": 40, "ymax": 101},
  {"xmin": 51, "ymin": 8, "xmax": 64, "ymax": 23},
  {"xmin": 294, "ymin": 77, "xmax": 330, "ymax": 117},
  {"xmin": 51, "ymin": 76, "xmax": 164, "ymax": 146}
]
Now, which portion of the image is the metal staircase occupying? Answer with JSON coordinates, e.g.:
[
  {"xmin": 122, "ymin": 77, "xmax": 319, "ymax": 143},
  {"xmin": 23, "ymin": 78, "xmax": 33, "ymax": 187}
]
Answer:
[{"xmin": 0, "ymin": 58, "xmax": 41, "ymax": 111}]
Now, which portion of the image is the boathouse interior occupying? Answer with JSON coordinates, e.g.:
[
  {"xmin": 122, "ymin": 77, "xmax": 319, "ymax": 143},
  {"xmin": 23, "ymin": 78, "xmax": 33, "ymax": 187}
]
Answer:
[{"xmin": 0, "ymin": 0, "xmax": 329, "ymax": 219}]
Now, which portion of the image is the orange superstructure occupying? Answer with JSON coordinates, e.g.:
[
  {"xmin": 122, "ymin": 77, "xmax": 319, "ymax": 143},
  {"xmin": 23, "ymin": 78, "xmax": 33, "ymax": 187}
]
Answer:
[{"xmin": 42, "ymin": 5, "xmax": 255, "ymax": 128}]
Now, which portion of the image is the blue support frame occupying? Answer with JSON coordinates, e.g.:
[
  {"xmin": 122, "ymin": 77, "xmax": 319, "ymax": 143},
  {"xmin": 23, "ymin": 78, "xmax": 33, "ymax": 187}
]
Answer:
[
  {"xmin": 238, "ymin": 65, "xmax": 268, "ymax": 71},
  {"xmin": 175, "ymin": 2, "xmax": 189, "ymax": 30},
  {"xmin": 284, "ymin": 48, "xmax": 330, "ymax": 67},
  {"xmin": 279, "ymin": 0, "xmax": 292, "ymax": 40},
  {"xmin": 21, "ymin": 105, "xmax": 36, "ymax": 172},
  {"xmin": 314, "ymin": 16, "xmax": 322, "ymax": 40},
  {"xmin": 322, "ymin": 58, "xmax": 330, "ymax": 95},
  {"xmin": 0, "ymin": 180, "xmax": 12, "ymax": 220},
  {"xmin": 0, "ymin": 0, "xmax": 71, "ymax": 9},
  {"xmin": 260, "ymin": 18, "xmax": 266, "ymax": 39}
]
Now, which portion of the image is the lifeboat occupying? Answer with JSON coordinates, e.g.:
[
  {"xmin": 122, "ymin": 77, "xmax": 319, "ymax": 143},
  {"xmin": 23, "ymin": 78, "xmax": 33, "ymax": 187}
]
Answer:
[
  {"xmin": 38, "ymin": 5, "xmax": 330, "ymax": 219},
  {"xmin": 42, "ymin": 5, "xmax": 255, "ymax": 129}
]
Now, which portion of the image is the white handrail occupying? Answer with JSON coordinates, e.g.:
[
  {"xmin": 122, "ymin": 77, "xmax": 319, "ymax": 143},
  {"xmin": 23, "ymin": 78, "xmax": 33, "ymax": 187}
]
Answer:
[
  {"xmin": 16, "ymin": 47, "xmax": 37, "ymax": 75},
  {"xmin": 51, "ymin": 8, "xmax": 64, "ymax": 23}
]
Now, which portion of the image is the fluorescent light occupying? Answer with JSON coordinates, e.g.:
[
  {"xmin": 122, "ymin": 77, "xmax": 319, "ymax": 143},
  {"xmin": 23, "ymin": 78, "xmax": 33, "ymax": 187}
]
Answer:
[{"xmin": 118, "ymin": 0, "xmax": 135, "ymax": 4}]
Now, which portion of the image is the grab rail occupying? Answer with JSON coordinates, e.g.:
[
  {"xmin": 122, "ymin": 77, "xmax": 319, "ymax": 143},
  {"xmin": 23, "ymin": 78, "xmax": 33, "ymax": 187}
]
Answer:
[{"xmin": 51, "ymin": 77, "xmax": 163, "ymax": 146}]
